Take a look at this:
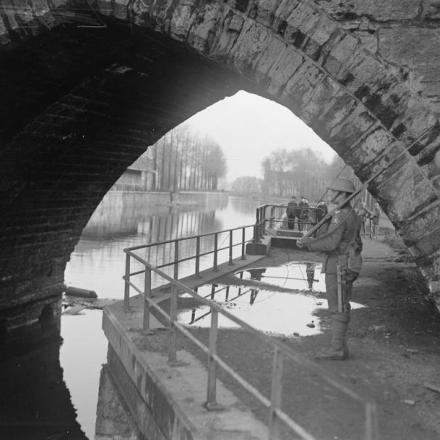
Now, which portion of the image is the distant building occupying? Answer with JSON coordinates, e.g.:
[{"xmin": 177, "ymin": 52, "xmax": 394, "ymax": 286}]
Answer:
[{"xmin": 112, "ymin": 151, "xmax": 156, "ymax": 191}]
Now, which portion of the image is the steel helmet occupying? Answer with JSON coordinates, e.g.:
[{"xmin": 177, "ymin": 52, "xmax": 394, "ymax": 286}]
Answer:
[{"xmin": 328, "ymin": 178, "xmax": 355, "ymax": 194}]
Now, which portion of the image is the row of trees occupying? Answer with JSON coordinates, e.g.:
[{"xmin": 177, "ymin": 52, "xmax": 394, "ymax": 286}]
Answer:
[
  {"xmin": 260, "ymin": 148, "xmax": 335, "ymax": 200},
  {"xmin": 231, "ymin": 148, "xmax": 363, "ymax": 203},
  {"xmin": 132, "ymin": 125, "xmax": 227, "ymax": 192}
]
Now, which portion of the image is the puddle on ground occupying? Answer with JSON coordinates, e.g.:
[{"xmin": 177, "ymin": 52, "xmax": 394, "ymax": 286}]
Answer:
[
  {"xmin": 238, "ymin": 262, "xmax": 326, "ymax": 293},
  {"xmin": 178, "ymin": 262, "xmax": 364, "ymax": 338}
]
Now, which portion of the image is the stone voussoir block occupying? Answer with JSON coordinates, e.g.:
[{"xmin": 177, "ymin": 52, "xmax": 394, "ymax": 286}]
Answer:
[{"xmin": 266, "ymin": 45, "xmax": 305, "ymax": 96}]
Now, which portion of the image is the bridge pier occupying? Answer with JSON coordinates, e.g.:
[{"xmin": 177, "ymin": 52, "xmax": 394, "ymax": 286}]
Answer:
[
  {"xmin": 102, "ymin": 297, "xmax": 267, "ymax": 440},
  {"xmin": 0, "ymin": 294, "xmax": 62, "ymax": 334}
]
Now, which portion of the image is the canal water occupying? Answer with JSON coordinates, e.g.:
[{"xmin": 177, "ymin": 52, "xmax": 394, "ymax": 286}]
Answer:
[
  {"xmin": 63, "ymin": 192, "xmax": 261, "ymax": 439},
  {"xmin": 178, "ymin": 262, "xmax": 328, "ymax": 337}
]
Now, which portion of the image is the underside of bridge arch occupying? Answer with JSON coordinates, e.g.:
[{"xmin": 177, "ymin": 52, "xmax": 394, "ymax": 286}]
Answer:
[{"xmin": 2, "ymin": 0, "xmax": 440, "ymax": 327}]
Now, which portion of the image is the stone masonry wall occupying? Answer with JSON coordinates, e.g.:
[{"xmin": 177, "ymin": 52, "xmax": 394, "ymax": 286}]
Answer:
[{"xmin": 2, "ymin": 0, "xmax": 440, "ymax": 319}]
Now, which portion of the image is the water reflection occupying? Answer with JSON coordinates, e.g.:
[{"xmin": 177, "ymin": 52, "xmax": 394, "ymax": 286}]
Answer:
[
  {"xmin": 179, "ymin": 282, "xmax": 326, "ymax": 336},
  {"xmin": 82, "ymin": 191, "xmax": 228, "ymax": 240},
  {"xmin": 178, "ymin": 262, "xmax": 365, "ymax": 337},
  {"xmin": 179, "ymin": 262, "xmax": 327, "ymax": 336},
  {"xmin": 60, "ymin": 310, "xmax": 108, "ymax": 439},
  {"xmin": 0, "ymin": 325, "xmax": 87, "ymax": 440},
  {"xmin": 65, "ymin": 194, "xmax": 259, "ymax": 299},
  {"xmin": 240, "ymin": 262, "xmax": 326, "ymax": 293},
  {"xmin": 0, "ymin": 314, "xmax": 143, "ymax": 440}
]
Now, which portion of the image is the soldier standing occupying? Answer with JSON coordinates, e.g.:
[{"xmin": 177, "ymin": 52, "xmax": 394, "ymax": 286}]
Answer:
[
  {"xmin": 298, "ymin": 196, "xmax": 309, "ymax": 231},
  {"xmin": 356, "ymin": 202, "xmax": 371, "ymax": 236},
  {"xmin": 370, "ymin": 202, "xmax": 381, "ymax": 239},
  {"xmin": 286, "ymin": 196, "xmax": 299, "ymax": 230},
  {"xmin": 297, "ymin": 178, "xmax": 362, "ymax": 360}
]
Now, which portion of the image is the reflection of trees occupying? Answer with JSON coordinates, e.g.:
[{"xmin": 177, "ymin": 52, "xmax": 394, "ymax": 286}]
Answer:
[
  {"xmin": 81, "ymin": 192, "xmax": 226, "ymax": 240},
  {"xmin": 0, "ymin": 327, "xmax": 86, "ymax": 440},
  {"xmin": 142, "ymin": 211, "xmax": 219, "ymax": 268},
  {"xmin": 228, "ymin": 196, "xmax": 261, "ymax": 215}
]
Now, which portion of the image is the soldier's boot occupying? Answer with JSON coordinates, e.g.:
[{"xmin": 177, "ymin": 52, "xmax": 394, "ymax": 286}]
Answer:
[{"xmin": 315, "ymin": 313, "xmax": 349, "ymax": 360}]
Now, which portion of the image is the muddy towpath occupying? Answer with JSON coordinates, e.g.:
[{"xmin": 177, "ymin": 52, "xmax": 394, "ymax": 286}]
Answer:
[{"xmin": 157, "ymin": 231, "xmax": 440, "ymax": 440}]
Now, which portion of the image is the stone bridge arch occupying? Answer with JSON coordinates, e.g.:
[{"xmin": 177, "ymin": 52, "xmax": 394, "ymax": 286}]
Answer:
[{"xmin": 2, "ymin": 0, "xmax": 440, "ymax": 326}]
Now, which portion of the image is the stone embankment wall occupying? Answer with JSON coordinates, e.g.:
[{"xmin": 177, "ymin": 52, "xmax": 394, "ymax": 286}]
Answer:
[{"xmin": 2, "ymin": 0, "xmax": 440, "ymax": 325}]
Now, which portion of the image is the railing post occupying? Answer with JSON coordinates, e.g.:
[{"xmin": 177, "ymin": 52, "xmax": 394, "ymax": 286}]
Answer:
[
  {"xmin": 229, "ymin": 230, "xmax": 233, "ymax": 265},
  {"xmin": 270, "ymin": 206, "xmax": 275, "ymax": 228},
  {"xmin": 195, "ymin": 236, "xmax": 201, "ymax": 277},
  {"xmin": 365, "ymin": 402, "xmax": 379, "ymax": 440},
  {"xmin": 257, "ymin": 208, "xmax": 261, "ymax": 240},
  {"xmin": 213, "ymin": 233, "xmax": 218, "ymax": 271},
  {"xmin": 241, "ymin": 227, "xmax": 246, "ymax": 260},
  {"xmin": 124, "ymin": 253, "xmax": 131, "ymax": 310},
  {"xmin": 143, "ymin": 267, "xmax": 151, "ymax": 330},
  {"xmin": 262, "ymin": 206, "xmax": 266, "ymax": 235},
  {"xmin": 254, "ymin": 208, "xmax": 260, "ymax": 243},
  {"xmin": 169, "ymin": 286, "xmax": 178, "ymax": 363},
  {"xmin": 268, "ymin": 348, "xmax": 284, "ymax": 440},
  {"xmin": 174, "ymin": 240, "xmax": 179, "ymax": 280},
  {"xmin": 206, "ymin": 308, "xmax": 219, "ymax": 410}
]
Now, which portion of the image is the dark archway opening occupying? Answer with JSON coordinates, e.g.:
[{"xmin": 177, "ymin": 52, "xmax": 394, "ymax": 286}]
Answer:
[{"xmin": 0, "ymin": 17, "xmax": 256, "ymax": 327}]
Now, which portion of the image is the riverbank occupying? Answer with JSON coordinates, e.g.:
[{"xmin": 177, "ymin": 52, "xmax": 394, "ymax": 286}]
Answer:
[
  {"xmin": 149, "ymin": 234, "xmax": 440, "ymax": 439},
  {"xmin": 220, "ymin": 235, "xmax": 440, "ymax": 439}
]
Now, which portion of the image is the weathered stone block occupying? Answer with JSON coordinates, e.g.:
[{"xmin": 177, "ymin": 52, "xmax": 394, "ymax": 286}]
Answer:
[
  {"xmin": 170, "ymin": 0, "xmax": 200, "ymax": 41},
  {"xmin": 266, "ymin": 50, "xmax": 303, "ymax": 97},
  {"xmin": 346, "ymin": 128, "xmax": 396, "ymax": 173},
  {"xmin": 284, "ymin": 2, "xmax": 321, "ymax": 36},
  {"xmin": 246, "ymin": 242, "xmax": 268, "ymax": 255},
  {"xmin": 421, "ymin": 0, "xmax": 440, "ymax": 19},
  {"xmin": 312, "ymin": 90, "xmax": 376, "ymax": 154},
  {"xmin": 252, "ymin": 33, "xmax": 288, "ymax": 80},
  {"xmin": 389, "ymin": 105, "xmax": 438, "ymax": 149},
  {"xmin": 316, "ymin": 0, "xmax": 419, "ymax": 21},
  {"xmin": 229, "ymin": 20, "xmax": 271, "ymax": 72},
  {"xmin": 281, "ymin": 61, "xmax": 325, "ymax": 113},
  {"xmin": 378, "ymin": 173, "xmax": 437, "ymax": 224},
  {"xmin": 228, "ymin": 14, "xmax": 244, "ymax": 32},
  {"xmin": 322, "ymin": 32, "xmax": 359, "ymax": 76}
]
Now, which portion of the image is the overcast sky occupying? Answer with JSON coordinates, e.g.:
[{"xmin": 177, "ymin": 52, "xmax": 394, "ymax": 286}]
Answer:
[{"xmin": 185, "ymin": 90, "xmax": 335, "ymax": 182}]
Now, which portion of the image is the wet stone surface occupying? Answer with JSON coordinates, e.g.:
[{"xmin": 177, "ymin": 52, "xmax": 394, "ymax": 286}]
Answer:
[{"xmin": 178, "ymin": 262, "xmax": 364, "ymax": 337}]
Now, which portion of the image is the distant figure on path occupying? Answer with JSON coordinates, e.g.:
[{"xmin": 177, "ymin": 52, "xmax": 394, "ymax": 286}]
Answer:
[
  {"xmin": 286, "ymin": 196, "xmax": 299, "ymax": 230},
  {"xmin": 370, "ymin": 202, "xmax": 381, "ymax": 239},
  {"xmin": 357, "ymin": 202, "xmax": 371, "ymax": 236},
  {"xmin": 314, "ymin": 201, "xmax": 328, "ymax": 237},
  {"xmin": 298, "ymin": 196, "xmax": 310, "ymax": 231}
]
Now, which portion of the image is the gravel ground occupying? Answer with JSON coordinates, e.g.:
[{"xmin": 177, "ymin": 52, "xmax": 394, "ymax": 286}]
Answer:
[{"xmin": 151, "ymin": 233, "xmax": 440, "ymax": 440}]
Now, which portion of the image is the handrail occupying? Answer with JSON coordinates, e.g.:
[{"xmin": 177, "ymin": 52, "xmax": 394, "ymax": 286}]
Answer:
[
  {"xmin": 124, "ymin": 224, "xmax": 254, "ymax": 279},
  {"xmin": 122, "ymin": 221, "xmax": 379, "ymax": 440},
  {"xmin": 125, "ymin": 251, "xmax": 367, "ymax": 403},
  {"xmin": 124, "ymin": 223, "xmax": 255, "ymax": 252},
  {"xmin": 253, "ymin": 204, "xmax": 324, "ymax": 241}
]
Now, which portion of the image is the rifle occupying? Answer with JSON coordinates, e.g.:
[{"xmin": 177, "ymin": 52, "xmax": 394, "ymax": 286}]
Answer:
[{"xmin": 299, "ymin": 157, "xmax": 397, "ymax": 241}]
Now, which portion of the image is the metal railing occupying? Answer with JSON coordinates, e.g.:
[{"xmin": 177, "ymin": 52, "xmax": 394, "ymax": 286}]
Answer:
[
  {"xmin": 124, "ymin": 225, "xmax": 255, "ymax": 291},
  {"xmin": 122, "ymin": 225, "xmax": 379, "ymax": 440},
  {"xmin": 254, "ymin": 204, "xmax": 324, "ymax": 240}
]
